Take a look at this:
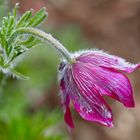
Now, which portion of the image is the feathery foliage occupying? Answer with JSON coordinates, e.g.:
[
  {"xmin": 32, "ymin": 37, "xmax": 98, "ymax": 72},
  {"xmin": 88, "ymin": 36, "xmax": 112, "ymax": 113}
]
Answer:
[{"xmin": 0, "ymin": 3, "xmax": 48, "ymax": 79}]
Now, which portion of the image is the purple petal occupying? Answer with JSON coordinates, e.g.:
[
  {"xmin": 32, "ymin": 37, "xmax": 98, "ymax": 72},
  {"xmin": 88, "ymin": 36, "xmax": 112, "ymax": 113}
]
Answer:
[
  {"xmin": 73, "ymin": 101, "xmax": 113, "ymax": 127},
  {"xmin": 64, "ymin": 106, "xmax": 75, "ymax": 129},
  {"xmin": 76, "ymin": 50, "xmax": 140, "ymax": 73},
  {"xmin": 63, "ymin": 66, "xmax": 113, "ymax": 127},
  {"xmin": 72, "ymin": 62, "xmax": 134, "ymax": 107},
  {"xmin": 60, "ymin": 79, "xmax": 75, "ymax": 129}
]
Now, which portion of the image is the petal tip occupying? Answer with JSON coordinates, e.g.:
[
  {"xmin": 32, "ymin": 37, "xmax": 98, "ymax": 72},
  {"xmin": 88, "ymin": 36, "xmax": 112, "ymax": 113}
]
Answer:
[
  {"xmin": 125, "ymin": 63, "xmax": 140, "ymax": 73},
  {"xmin": 124, "ymin": 102, "xmax": 135, "ymax": 108},
  {"xmin": 64, "ymin": 107, "xmax": 75, "ymax": 129},
  {"xmin": 123, "ymin": 96, "xmax": 135, "ymax": 108},
  {"xmin": 107, "ymin": 121, "xmax": 114, "ymax": 128},
  {"xmin": 94, "ymin": 119, "xmax": 114, "ymax": 128}
]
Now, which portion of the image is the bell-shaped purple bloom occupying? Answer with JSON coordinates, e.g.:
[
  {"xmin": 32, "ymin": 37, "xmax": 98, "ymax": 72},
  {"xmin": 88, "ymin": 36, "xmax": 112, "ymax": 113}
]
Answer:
[{"xmin": 58, "ymin": 50, "xmax": 140, "ymax": 129}]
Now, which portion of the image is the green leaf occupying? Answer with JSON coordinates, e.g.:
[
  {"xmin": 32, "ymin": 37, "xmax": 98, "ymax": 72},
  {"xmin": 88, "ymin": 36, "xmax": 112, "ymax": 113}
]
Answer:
[
  {"xmin": 0, "ymin": 56, "xmax": 4, "ymax": 66},
  {"xmin": 20, "ymin": 36, "xmax": 40, "ymax": 48},
  {"xmin": 15, "ymin": 10, "xmax": 32, "ymax": 28},
  {"xmin": 9, "ymin": 68, "xmax": 29, "ymax": 80},
  {"xmin": 13, "ymin": 3, "xmax": 19, "ymax": 19},
  {"xmin": 0, "ymin": 3, "xmax": 48, "ymax": 75},
  {"xmin": 7, "ymin": 16, "xmax": 14, "ymax": 35},
  {"xmin": 28, "ymin": 7, "xmax": 48, "ymax": 27}
]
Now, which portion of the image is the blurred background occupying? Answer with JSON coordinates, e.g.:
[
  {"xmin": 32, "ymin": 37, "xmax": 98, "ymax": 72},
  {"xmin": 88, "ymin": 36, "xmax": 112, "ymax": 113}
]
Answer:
[{"xmin": 0, "ymin": 0, "xmax": 140, "ymax": 140}]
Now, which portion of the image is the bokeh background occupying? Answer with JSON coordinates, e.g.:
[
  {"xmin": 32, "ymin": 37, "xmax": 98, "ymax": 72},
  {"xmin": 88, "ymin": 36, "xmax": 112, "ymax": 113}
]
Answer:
[{"xmin": 0, "ymin": 0, "xmax": 140, "ymax": 140}]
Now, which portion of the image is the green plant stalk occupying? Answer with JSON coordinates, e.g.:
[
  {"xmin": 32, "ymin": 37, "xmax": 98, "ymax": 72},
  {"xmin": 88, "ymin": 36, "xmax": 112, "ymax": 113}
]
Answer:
[{"xmin": 12, "ymin": 27, "xmax": 73, "ymax": 62}]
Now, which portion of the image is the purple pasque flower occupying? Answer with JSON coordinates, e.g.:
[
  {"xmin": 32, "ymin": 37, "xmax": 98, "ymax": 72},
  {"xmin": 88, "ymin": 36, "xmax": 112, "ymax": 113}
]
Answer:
[{"xmin": 58, "ymin": 50, "xmax": 140, "ymax": 129}]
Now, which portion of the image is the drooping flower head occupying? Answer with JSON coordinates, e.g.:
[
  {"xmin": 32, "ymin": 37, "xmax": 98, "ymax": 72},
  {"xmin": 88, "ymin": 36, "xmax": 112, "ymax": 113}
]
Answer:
[
  {"xmin": 58, "ymin": 50, "xmax": 140, "ymax": 129},
  {"xmin": 3, "ymin": 5, "xmax": 139, "ymax": 130}
]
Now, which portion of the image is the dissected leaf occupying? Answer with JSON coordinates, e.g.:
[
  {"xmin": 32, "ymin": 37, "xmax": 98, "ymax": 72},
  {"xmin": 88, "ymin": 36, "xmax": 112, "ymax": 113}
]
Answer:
[
  {"xmin": 15, "ymin": 10, "xmax": 32, "ymax": 28},
  {"xmin": 28, "ymin": 7, "xmax": 47, "ymax": 27},
  {"xmin": 0, "ymin": 3, "xmax": 48, "ymax": 77},
  {"xmin": 9, "ymin": 68, "xmax": 29, "ymax": 80}
]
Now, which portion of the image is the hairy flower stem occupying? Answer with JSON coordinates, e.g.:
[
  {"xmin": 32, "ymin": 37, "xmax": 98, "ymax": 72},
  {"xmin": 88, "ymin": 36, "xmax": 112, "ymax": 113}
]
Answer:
[{"xmin": 12, "ymin": 27, "xmax": 73, "ymax": 62}]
